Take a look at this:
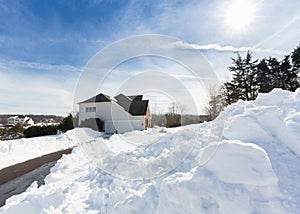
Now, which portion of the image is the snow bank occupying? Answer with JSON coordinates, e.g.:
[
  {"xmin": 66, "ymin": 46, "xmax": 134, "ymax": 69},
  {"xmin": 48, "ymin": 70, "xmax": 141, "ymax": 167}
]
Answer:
[
  {"xmin": 222, "ymin": 88, "xmax": 300, "ymax": 211},
  {"xmin": 0, "ymin": 128, "xmax": 102, "ymax": 170},
  {"xmin": 204, "ymin": 140, "xmax": 277, "ymax": 186},
  {"xmin": 0, "ymin": 140, "xmax": 285, "ymax": 214},
  {"xmin": 224, "ymin": 88, "xmax": 300, "ymax": 156},
  {"xmin": 1, "ymin": 88, "xmax": 300, "ymax": 213},
  {"xmin": 81, "ymin": 126, "xmax": 198, "ymax": 180}
]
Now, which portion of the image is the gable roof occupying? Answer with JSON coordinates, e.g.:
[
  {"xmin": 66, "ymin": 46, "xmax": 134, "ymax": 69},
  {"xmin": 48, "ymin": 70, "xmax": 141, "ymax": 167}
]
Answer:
[
  {"xmin": 128, "ymin": 95, "xmax": 143, "ymax": 101},
  {"xmin": 114, "ymin": 94, "xmax": 132, "ymax": 112},
  {"xmin": 79, "ymin": 93, "xmax": 149, "ymax": 116},
  {"xmin": 114, "ymin": 94, "xmax": 148, "ymax": 116},
  {"xmin": 79, "ymin": 93, "xmax": 111, "ymax": 103}
]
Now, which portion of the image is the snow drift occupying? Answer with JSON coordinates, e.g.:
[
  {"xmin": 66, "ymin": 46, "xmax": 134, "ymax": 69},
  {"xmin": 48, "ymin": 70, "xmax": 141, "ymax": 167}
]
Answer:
[
  {"xmin": 1, "ymin": 88, "xmax": 300, "ymax": 213},
  {"xmin": 0, "ymin": 128, "xmax": 102, "ymax": 170}
]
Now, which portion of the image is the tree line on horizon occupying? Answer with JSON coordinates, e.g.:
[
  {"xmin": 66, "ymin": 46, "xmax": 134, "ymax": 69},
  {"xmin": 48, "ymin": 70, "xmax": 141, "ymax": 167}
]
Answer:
[{"xmin": 205, "ymin": 44, "xmax": 300, "ymax": 121}]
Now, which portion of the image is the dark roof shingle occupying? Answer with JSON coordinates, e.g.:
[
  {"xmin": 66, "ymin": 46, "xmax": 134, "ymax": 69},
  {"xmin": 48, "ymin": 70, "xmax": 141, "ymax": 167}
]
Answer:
[
  {"xmin": 114, "ymin": 94, "xmax": 132, "ymax": 112},
  {"xmin": 115, "ymin": 94, "xmax": 148, "ymax": 116},
  {"xmin": 129, "ymin": 100, "xmax": 149, "ymax": 116},
  {"xmin": 79, "ymin": 93, "xmax": 111, "ymax": 103}
]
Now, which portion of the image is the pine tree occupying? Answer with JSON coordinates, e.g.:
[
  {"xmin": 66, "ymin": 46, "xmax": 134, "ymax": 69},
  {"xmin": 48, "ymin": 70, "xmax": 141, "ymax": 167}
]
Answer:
[
  {"xmin": 281, "ymin": 55, "xmax": 299, "ymax": 91},
  {"xmin": 266, "ymin": 55, "xmax": 299, "ymax": 91},
  {"xmin": 267, "ymin": 57, "xmax": 282, "ymax": 89},
  {"xmin": 57, "ymin": 114, "xmax": 74, "ymax": 132},
  {"xmin": 290, "ymin": 45, "xmax": 300, "ymax": 90},
  {"xmin": 220, "ymin": 45, "xmax": 300, "ymax": 107},
  {"xmin": 291, "ymin": 45, "xmax": 300, "ymax": 72},
  {"xmin": 256, "ymin": 59, "xmax": 272, "ymax": 93},
  {"xmin": 222, "ymin": 82, "xmax": 240, "ymax": 105},
  {"xmin": 227, "ymin": 51, "xmax": 258, "ymax": 101}
]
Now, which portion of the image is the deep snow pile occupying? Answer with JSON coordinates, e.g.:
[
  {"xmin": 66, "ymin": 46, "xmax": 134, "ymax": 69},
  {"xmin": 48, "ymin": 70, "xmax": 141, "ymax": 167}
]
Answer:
[
  {"xmin": 0, "ymin": 128, "xmax": 102, "ymax": 170},
  {"xmin": 1, "ymin": 89, "xmax": 300, "ymax": 213}
]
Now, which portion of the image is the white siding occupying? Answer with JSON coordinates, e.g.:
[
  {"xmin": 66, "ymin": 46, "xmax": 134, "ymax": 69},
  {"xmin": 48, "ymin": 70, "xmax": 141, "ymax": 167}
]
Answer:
[
  {"xmin": 79, "ymin": 101, "xmax": 146, "ymax": 133},
  {"xmin": 79, "ymin": 102, "xmax": 131, "ymax": 121},
  {"xmin": 104, "ymin": 120, "xmax": 143, "ymax": 134},
  {"xmin": 105, "ymin": 121, "xmax": 117, "ymax": 134},
  {"xmin": 117, "ymin": 120, "xmax": 143, "ymax": 133}
]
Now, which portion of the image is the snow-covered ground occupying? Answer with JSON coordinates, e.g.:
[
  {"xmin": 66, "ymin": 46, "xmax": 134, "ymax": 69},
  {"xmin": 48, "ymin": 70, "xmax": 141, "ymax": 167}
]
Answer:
[
  {"xmin": 0, "ymin": 128, "xmax": 102, "ymax": 170},
  {"xmin": 1, "ymin": 88, "xmax": 300, "ymax": 213}
]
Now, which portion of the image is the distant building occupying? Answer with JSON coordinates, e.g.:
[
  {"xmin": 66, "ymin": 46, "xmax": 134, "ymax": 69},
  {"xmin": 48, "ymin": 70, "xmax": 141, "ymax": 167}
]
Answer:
[
  {"xmin": 7, "ymin": 115, "xmax": 34, "ymax": 126},
  {"xmin": 78, "ymin": 93, "xmax": 151, "ymax": 134},
  {"xmin": 40, "ymin": 118, "xmax": 55, "ymax": 124}
]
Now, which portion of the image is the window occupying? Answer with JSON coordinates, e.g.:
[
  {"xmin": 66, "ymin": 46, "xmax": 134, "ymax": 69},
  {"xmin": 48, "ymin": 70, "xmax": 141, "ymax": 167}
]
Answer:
[{"xmin": 85, "ymin": 107, "xmax": 96, "ymax": 112}]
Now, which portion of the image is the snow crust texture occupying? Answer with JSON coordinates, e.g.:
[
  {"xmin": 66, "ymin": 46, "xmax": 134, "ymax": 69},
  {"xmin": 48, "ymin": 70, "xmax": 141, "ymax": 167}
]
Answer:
[{"xmin": 1, "ymin": 88, "xmax": 300, "ymax": 213}]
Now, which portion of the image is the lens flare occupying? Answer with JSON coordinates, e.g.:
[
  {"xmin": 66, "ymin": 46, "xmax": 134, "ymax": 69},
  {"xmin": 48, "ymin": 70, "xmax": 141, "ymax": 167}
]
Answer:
[{"xmin": 225, "ymin": 0, "xmax": 257, "ymax": 33}]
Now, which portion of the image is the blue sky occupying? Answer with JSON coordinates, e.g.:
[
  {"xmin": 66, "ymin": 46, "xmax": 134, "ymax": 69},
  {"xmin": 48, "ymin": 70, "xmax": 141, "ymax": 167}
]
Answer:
[{"xmin": 0, "ymin": 0, "xmax": 299, "ymax": 115}]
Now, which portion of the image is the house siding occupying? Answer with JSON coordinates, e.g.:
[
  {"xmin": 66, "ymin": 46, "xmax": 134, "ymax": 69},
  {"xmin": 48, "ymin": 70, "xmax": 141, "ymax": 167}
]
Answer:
[{"xmin": 79, "ymin": 102, "xmax": 147, "ymax": 133}]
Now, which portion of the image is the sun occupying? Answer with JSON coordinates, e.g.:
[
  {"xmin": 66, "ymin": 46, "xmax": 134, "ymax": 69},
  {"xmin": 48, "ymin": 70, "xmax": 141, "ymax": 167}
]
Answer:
[{"xmin": 225, "ymin": 0, "xmax": 257, "ymax": 33}]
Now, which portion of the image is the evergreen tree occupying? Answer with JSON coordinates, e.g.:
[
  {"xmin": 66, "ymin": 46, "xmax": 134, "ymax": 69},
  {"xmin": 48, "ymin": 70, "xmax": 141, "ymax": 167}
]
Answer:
[
  {"xmin": 256, "ymin": 59, "xmax": 272, "ymax": 93},
  {"xmin": 222, "ymin": 82, "xmax": 240, "ymax": 105},
  {"xmin": 227, "ymin": 51, "xmax": 258, "ymax": 101},
  {"xmin": 24, "ymin": 125, "xmax": 57, "ymax": 138},
  {"xmin": 266, "ymin": 55, "xmax": 299, "ymax": 91},
  {"xmin": 291, "ymin": 45, "xmax": 300, "ymax": 72},
  {"xmin": 57, "ymin": 114, "xmax": 74, "ymax": 132},
  {"xmin": 221, "ymin": 45, "xmax": 300, "ymax": 107},
  {"xmin": 290, "ymin": 45, "xmax": 300, "ymax": 90},
  {"xmin": 267, "ymin": 57, "xmax": 282, "ymax": 89},
  {"xmin": 280, "ymin": 55, "xmax": 299, "ymax": 91}
]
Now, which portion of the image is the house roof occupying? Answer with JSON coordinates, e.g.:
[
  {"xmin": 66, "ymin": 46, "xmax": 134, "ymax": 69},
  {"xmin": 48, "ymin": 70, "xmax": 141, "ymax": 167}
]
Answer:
[
  {"xmin": 114, "ymin": 94, "xmax": 132, "ymax": 112},
  {"xmin": 79, "ymin": 93, "xmax": 111, "ymax": 103},
  {"xmin": 79, "ymin": 93, "xmax": 149, "ymax": 116},
  {"xmin": 114, "ymin": 94, "xmax": 148, "ymax": 116},
  {"xmin": 128, "ymin": 95, "xmax": 143, "ymax": 101},
  {"xmin": 7, "ymin": 116, "xmax": 18, "ymax": 119},
  {"xmin": 7, "ymin": 115, "xmax": 27, "ymax": 120},
  {"xmin": 129, "ymin": 100, "xmax": 149, "ymax": 116}
]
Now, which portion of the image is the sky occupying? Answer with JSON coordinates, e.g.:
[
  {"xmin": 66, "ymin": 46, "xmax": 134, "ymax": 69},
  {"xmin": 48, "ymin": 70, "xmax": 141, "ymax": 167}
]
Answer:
[{"xmin": 0, "ymin": 0, "xmax": 299, "ymax": 115}]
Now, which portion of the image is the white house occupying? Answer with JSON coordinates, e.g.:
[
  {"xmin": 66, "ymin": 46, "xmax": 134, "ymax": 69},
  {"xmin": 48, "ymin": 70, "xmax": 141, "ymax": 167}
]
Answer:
[
  {"xmin": 78, "ymin": 93, "xmax": 151, "ymax": 134},
  {"xmin": 7, "ymin": 115, "xmax": 34, "ymax": 126}
]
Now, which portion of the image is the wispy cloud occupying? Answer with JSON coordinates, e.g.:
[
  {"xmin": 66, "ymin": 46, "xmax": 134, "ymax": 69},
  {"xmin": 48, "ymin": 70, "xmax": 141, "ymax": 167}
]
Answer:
[
  {"xmin": 0, "ymin": 59, "xmax": 80, "ymax": 115},
  {"xmin": 175, "ymin": 41, "xmax": 289, "ymax": 56},
  {"xmin": 175, "ymin": 42, "xmax": 251, "ymax": 52},
  {"xmin": 6, "ymin": 60, "xmax": 82, "ymax": 73},
  {"xmin": 0, "ymin": 69, "xmax": 77, "ymax": 115}
]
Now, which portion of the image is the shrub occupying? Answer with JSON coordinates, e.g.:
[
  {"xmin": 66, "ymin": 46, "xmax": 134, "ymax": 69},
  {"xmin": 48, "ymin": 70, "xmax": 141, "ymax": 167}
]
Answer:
[
  {"xmin": 0, "ymin": 125, "xmax": 25, "ymax": 140},
  {"xmin": 80, "ymin": 118, "xmax": 104, "ymax": 132},
  {"xmin": 24, "ymin": 125, "xmax": 57, "ymax": 138},
  {"xmin": 57, "ymin": 114, "xmax": 74, "ymax": 132},
  {"xmin": 165, "ymin": 113, "xmax": 181, "ymax": 128}
]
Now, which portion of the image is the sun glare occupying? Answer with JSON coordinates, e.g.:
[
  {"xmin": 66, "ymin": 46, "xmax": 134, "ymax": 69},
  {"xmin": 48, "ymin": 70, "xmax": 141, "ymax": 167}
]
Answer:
[{"xmin": 225, "ymin": 0, "xmax": 257, "ymax": 32}]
